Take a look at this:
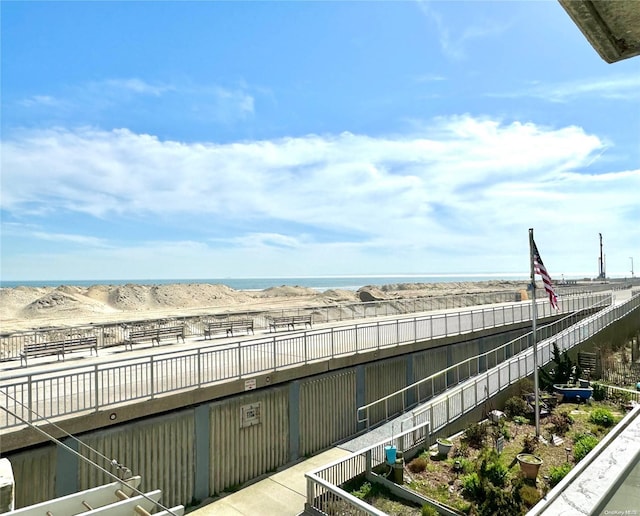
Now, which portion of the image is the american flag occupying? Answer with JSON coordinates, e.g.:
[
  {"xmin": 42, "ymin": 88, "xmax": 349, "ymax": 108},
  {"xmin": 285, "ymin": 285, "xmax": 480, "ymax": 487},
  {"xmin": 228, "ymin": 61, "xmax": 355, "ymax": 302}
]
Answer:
[{"xmin": 533, "ymin": 240, "xmax": 558, "ymax": 309}]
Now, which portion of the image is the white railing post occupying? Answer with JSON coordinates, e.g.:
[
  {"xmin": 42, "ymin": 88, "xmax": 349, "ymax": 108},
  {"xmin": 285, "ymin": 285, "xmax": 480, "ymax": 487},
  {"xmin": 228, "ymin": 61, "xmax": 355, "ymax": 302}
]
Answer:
[
  {"xmin": 197, "ymin": 348, "xmax": 202, "ymax": 388},
  {"xmin": 27, "ymin": 375, "xmax": 33, "ymax": 424},
  {"xmin": 150, "ymin": 355, "xmax": 155, "ymax": 400},
  {"xmin": 94, "ymin": 365, "xmax": 99, "ymax": 412}
]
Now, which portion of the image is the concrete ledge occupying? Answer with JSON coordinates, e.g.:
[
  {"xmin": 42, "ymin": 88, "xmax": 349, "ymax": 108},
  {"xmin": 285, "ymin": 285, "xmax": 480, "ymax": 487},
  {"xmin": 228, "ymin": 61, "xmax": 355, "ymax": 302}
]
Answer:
[{"xmin": 528, "ymin": 404, "xmax": 640, "ymax": 515}]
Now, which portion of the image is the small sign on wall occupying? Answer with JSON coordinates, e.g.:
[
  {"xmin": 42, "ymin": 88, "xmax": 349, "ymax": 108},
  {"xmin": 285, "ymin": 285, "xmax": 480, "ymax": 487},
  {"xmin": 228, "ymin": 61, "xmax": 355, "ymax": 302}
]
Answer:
[
  {"xmin": 244, "ymin": 378, "xmax": 256, "ymax": 391},
  {"xmin": 241, "ymin": 402, "xmax": 261, "ymax": 428}
]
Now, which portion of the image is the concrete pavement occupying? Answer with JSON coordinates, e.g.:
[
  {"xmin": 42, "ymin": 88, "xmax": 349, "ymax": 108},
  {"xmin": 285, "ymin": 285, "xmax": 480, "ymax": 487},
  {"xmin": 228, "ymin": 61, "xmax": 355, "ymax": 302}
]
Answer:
[{"xmin": 190, "ymin": 447, "xmax": 352, "ymax": 516}]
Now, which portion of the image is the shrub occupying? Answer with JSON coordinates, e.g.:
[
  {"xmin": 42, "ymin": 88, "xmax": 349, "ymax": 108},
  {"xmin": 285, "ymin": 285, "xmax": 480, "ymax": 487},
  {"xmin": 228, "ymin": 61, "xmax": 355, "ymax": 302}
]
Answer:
[
  {"xmin": 517, "ymin": 377, "xmax": 535, "ymax": 395},
  {"xmin": 592, "ymin": 382, "xmax": 606, "ymax": 401},
  {"xmin": 408, "ymin": 457, "xmax": 428, "ymax": 473},
  {"xmin": 573, "ymin": 434, "xmax": 599, "ymax": 462},
  {"xmin": 477, "ymin": 449, "xmax": 509, "ymax": 488},
  {"xmin": 452, "ymin": 440, "xmax": 470, "ymax": 458},
  {"xmin": 589, "ymin": 407, "xmax": 615, "ymax": 428},
  {"xmin": 518, "ymin": 484, "xmax": 542, "ymax": 507},
  {"xmin": 463, "ymin": 422, "xmax": 488, "ymax": 449},
  {"xmin": 522, "ymin": 433, "xmax": 538, "ymax": 454},
  {"xmin": 421, "ymin": 505, "xmax": 439, "ymax": 516},
  {"xmin": 514, "ymin": 415, "xmax": 529, "ymax": 425},
  {"xmin": 484, "ymin": 460, "xmax": 509, "ymax": 487},
  {"xmin": 548, "ymin": 412, "xmax": 574, "ymax": 435},
  {"xmin": 479, "ymin": 482, "xmax": 523, "ymax": 515},
  {"xmin": 549, "ymin": 463, "xmax": 572, "ymax": 487},
  {"xmin": 461, "ymin": 472, "xmax": 483, "ymax": 501},
  {"xmin": 350, "ymin": 481, "xmax": 372, "ymax": 500},
  {"xmin": 505, "ymin": 396, "xmax": 530, "ymax": 418},
  {"xmin": 458, "ymin": 458, "xmax": 475, "ymax": 474}
]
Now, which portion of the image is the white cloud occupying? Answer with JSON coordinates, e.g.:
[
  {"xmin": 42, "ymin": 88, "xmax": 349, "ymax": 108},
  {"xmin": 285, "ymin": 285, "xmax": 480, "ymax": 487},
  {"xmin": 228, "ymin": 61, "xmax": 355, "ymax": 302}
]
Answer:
[
  {"xmin": 103, "ymin": 78, "xmax": 173, "ymax": 96},
  {"xmin": 490, "ymin": 75, "xmax": 640, "ymax": 102},
  {"xmin": 2, "ymin": 115, "xmax": 638, "ymax": 277},
  {"xmin": 416, "ymin": 0, "xmax": 510, "ymax": 60},
  {"xmin": 19, "ymin": 95, "xmax": 63, "ymax": 108}
]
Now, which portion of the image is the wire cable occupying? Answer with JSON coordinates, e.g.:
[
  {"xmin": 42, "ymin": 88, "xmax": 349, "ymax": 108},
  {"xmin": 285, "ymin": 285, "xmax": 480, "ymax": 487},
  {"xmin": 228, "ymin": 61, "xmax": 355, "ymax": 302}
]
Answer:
[
  {"xmin": 1, "ymin": 391, "xmax": 130, "ymax": 477},
  {"xmin": 0, "ymin": 404, "xmax": 179, "ymax": 516}
]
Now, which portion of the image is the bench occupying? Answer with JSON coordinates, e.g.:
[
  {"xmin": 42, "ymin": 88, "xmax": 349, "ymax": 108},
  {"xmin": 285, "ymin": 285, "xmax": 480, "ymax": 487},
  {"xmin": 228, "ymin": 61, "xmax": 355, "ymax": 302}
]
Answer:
[
  {"xmin": 267, "ymin": 314, "xmax": 313, "ymax": 332},
  {"xmin": 20, "ymin": 336, "xmax": 98, "ymax": 366},
  {"xmin": 203, "ymin": 319, "xmax": 254, "ymax": 339},
  {"xmin": 124, "ymin": 326, "xmax": 185, "ymax": 350}
]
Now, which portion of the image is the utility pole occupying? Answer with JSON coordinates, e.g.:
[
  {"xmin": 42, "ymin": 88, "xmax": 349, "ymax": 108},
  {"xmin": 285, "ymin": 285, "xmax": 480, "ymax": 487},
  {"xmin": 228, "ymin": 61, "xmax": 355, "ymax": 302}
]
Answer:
[
  {"xmin": 631, "ymin": 257, "xmax": 635, "ymax": 278},
  {"xmin": 598, "ymin": 233, "xmax": 606, "ymax": 280}
]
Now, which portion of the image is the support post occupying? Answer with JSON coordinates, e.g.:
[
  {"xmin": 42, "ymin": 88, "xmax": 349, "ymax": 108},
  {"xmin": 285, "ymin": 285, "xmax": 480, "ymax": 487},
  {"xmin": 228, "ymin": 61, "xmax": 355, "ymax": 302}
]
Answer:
[{"xmin": 529, "ymin": 228, "xmax": 541, "ymax": 437}]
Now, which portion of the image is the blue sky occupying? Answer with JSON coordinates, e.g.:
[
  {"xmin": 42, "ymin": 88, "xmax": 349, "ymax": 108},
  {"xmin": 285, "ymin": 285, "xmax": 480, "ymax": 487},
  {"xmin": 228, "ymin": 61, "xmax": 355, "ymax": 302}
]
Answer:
[{"xmin": 1, "ymin": 1, "xmax": 639, "ymax": 281}]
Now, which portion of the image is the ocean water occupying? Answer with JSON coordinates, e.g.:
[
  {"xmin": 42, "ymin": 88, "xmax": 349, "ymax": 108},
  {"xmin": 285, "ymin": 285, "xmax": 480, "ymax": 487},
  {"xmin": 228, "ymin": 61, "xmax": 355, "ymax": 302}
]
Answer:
[{"xmin": 0, "ymin": 274, "xmax": 531, "ymax": 292}]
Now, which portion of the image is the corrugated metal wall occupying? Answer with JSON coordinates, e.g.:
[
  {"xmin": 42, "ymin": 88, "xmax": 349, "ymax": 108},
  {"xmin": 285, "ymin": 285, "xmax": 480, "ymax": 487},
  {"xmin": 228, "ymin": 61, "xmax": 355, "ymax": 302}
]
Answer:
[
  {"xmin": 413, "ymin": 346, "xmax": 448, "ymax": 401},
  {"xmin": 209, "ymin": 385, "xmax": 289, "ymax": 496},
  {"xmin": 8, "ymin": 444, "xmax": 56, "ymax": 508},
  {"xmin": 298, "ymin": 370, "xmax": 357, "ymax": 457},
  {"xmin": 365, "ymin": 357, "xmax": 407, "ymax": 425},
  {"xmin": 78, "ymin": 411, "xmax": 195, "ymax": 509}
]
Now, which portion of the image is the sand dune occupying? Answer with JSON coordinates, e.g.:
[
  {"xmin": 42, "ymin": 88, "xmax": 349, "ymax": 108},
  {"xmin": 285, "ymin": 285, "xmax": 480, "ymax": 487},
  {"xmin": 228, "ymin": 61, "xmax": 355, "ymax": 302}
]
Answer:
[{"xmin": 0, "ymin": 280, "xmax": 530, "ymax": 332}]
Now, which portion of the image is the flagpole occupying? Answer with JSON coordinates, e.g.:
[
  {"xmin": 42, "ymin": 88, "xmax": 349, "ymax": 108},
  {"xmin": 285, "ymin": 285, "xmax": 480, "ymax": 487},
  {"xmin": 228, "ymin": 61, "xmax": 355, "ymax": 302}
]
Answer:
[{"xmin": 529, "ymin": 228, "xmax": 541, "ymax": 437}]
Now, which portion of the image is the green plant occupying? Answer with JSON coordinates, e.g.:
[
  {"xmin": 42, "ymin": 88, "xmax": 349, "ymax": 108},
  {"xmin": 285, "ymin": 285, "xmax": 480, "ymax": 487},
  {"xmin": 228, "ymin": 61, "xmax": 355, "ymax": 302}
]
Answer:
[
  {"xmin": 592, "ymin": 382, "xmax": 606, "ymax": 401},
  {"xmin": 538, "ymin": 342, "xmax": 582, "ymax": 389},
  {"xmin": 484, "ymin": 460, "xmax": 509, "ymax": 487},
  {"xmin": 461, "ymin": 472, "xmax": 483, "ymax": 501},
  {"xmin": 421, "ymin": 505, "xmax": 439, "ymax": 516},
  {"xmin": 463, "ymin": 422, "xmax": 488, "ymax": 449},
  {"xmin": 457, "ymin": 457, "xmax": 475, "ymax": 474},
  {"xmin": 505, "ymin": 396, "xmax": 530, "ymax": 418},
  {"xmin": 518, "ymin": 484, "xmax": 541, "ymax": 507},
  {"xmin": 514, "ymin": 415, "xmax": 529, "ymax": 425},
  {"xmin": 589, "ymin": 407, "xmax": 615, "ymax": 428},
  {"xmin": 548, "ymin": 463, "xmax": 572, "ymax": 487},
  {"xmin": 408, "ymin": 457, "xmax": 428, "ymax": 473},
  {"xmin": 349, "ymin": 480, "xmax": 389, "ymax": 501},
  {"xmin": 573, "ymin": 433, "xmax": 599, "ymax": 462},
  {"xmin": 479, "ymin": 482, "xmax": 523, "ymax": 515},
  {"xmin": 522, "ymin": 433, "xmax": 538, "ymax": 454},
  {"xmin": 477, "ymin": 449, "xmax": 509, "ymax": 488}
]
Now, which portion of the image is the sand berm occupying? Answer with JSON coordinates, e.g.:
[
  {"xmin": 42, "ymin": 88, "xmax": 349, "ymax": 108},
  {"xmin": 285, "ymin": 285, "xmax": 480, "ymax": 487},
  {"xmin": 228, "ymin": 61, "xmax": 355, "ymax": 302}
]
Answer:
[{"xmin": 0, "ymin": 280, "xmax": 531, "ymax": 333}]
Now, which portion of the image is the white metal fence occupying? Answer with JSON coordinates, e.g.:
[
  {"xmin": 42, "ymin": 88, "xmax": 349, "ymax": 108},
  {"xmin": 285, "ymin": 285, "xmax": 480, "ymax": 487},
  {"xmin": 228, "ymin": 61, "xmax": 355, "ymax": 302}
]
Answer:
[
  {"xmin": 356, "ymin": 295, "xmax": 612, "ymax": 428},
  {"xmin": 305, "ymin": 420, "xmax": 432, "ymax": 516},
  {"xmin": 0, "ymin": 293, "xmax": 610, "ymax": 430},
  {"xmin": 0, "ymin": 290, "xmax": 542, "ymax": 362},
  {"xmin": 304, "ymin": 292, "xmax": 640, "ymax": 515}
]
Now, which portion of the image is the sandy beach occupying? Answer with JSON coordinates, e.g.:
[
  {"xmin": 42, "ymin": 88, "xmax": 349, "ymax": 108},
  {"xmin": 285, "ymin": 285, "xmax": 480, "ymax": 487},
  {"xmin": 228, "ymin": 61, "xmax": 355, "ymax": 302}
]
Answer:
[{"xmin": 0, "ymin": 280, "xmax": 532, "ymax": 333}]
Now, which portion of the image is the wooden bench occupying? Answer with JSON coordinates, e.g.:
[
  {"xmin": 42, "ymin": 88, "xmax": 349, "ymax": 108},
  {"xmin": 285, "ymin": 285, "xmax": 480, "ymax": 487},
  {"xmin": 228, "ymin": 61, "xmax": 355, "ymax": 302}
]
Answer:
[
  {"xmin": 124, "ymin": 326, "xmax": 185, "ymax": 350},
  {"xmin": 20, "ymin": 336, "xmax": 98, "ymax": 366},
  {"xmin": 267, "ymin": 314, "xmax": 313, "ymax": 332},
  {"xmin": 203, "ymin": 319, "xmax": 254, "ymax": 339}
]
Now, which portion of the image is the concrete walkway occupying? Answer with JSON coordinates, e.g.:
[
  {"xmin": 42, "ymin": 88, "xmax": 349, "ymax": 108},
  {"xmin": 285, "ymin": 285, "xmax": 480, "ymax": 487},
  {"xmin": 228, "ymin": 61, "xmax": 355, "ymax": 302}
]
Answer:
[{"xmin": 190, "ymin": 447, "xmax": 352, "ymax": 516}]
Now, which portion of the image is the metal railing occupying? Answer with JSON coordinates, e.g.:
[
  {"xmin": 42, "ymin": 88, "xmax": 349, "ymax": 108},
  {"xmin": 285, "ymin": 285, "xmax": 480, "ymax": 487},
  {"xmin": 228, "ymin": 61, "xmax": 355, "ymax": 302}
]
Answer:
[
  {"xmin": 0, "ymin": 293, "xmax": 610, "ymax": 430},
  {"xmin": 356, "ymin": 294, "xmax": 612, "ymax": 428},
  {"xmin": 304, "ymin": 292, "xmax": 640, "ymax": 515},
  {"xmin": 305, "ymin": 420, "xmax": 431, "ymax": 516},
  {"xmin": 0, "ymin": 290, "xmax": 536, "ymax": 362},
  {"xmin": 0, "ymin": 287, "xmax": 609, "ymax": 362}
]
